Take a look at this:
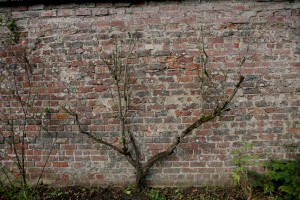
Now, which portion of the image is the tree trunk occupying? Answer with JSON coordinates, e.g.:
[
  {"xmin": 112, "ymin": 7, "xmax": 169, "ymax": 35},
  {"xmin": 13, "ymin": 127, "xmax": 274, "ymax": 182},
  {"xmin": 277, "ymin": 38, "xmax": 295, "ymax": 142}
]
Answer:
[{"xmin": 135, "ymin": 168, "xmax": 146, "ymax": 191}]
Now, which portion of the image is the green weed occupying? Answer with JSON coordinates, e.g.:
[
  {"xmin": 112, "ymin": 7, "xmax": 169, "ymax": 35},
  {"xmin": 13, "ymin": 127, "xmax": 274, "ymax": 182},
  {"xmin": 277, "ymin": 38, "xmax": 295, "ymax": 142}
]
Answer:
[
  {"xmin": 147, "ymin": 188, "xmax": 166, "ymax": 200},
  {"xmin": 249, "ymin": 154, "xmax": 300, "ymax": 200}
]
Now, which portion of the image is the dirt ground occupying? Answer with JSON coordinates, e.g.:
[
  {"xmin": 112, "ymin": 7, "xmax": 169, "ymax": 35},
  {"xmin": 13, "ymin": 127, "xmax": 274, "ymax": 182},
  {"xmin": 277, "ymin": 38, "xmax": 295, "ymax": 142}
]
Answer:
[{"xmin": 18, "ymin": 186, "xmax": 269, "ymax": 200}]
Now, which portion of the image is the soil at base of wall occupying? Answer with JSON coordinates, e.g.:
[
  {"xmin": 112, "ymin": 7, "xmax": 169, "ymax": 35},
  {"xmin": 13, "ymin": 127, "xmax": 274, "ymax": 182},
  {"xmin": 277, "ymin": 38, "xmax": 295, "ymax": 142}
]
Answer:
[{"xmin": 0, "ymin": 186, "xmax": 272, "ymax": 200}]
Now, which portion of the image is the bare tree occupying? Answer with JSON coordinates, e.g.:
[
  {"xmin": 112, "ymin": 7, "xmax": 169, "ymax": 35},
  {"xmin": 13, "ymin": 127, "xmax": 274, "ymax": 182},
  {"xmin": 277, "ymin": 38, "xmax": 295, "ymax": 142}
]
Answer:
[
  {"xmin": 63, "ymin": 33, "xmax": 245, "ymax": 191},
  {"xmin": 0, "ymin": 23, "xmax": 56, "ymax": 198}
]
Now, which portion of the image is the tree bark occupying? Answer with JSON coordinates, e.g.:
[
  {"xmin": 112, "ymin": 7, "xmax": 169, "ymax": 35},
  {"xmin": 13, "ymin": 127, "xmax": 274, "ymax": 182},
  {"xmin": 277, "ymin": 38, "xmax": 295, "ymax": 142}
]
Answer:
[{"xmin": 135, "ymin": 168, "xmax": 146, "ymax": 192}]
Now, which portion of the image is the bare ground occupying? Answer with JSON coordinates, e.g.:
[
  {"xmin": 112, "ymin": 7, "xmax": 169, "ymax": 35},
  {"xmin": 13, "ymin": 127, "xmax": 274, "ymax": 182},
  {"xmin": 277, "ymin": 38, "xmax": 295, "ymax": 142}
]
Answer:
[{"xmin": 3, "ymin": 186, "xmax": 271, "ymax": 200}]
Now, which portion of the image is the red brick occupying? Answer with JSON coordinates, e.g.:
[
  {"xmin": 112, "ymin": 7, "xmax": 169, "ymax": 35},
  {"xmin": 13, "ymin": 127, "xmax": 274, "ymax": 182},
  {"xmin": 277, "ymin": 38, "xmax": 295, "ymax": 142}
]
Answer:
[
  {"xmin": 95, "ymin": 174, "xmax": 104, "ymax": 179},
  {"xmin": 111, "ymin": 21, "xmax": 125, "ymax": 27},
  {"xmin": 259, "ymin": 135, "xmax": 277, "ymax": 140},
  {"xmin": 53, "ymin": 162, "xmax": 69, "ymax": 167},
  {"xmin": 78, "ymin": 87, "xmax": 93, "ymax": 93},
  {"xmin": 182, "ymin": 117, "xmax": 199, "ymax": 123},
  {"xmin": 267, "ymin": 16, "xmax": 284, "ymax": 23},
  {"xmin": 288, "ymin": 128, "xmax": 300, "ymax": 134},
  {"xmin": 71, "ymin": 60, "xmax": 88, "ymax": 66},
  {"xmin": 52, "ymin": 113, "xmax": 70, "ymax": 120},
  {"xmin": 147, "ymin": 144, "xmax": 165, "ymax": 150},
  {"xmin": 32, "ymin": 56, "xmax": 42, "ymax": 63},
  {"xmin": 66, "ymin": 150, "xmax": 74, "ymax": 156},
  {"xmin": 172, "ymin": 162, "xmax": 189, "ymax": 167},
  {"xmin": 177, "ymin": 76, "xmax": 193, "ymax": 82},
  {"xmin": 181, "ymin": 168, "xmax": 198, "ymax": 173},
  {"xmin": 264, "ymin": 107, "xmax": 284, "ymax": 113},
  {"xmin": 94, "ymin": 21, "xmax": 110, "ymax": 27},
  {"xmin": 291, "ymin": 62, "xmax": 300, "ymax": 67},
  {"xmin": 175, "ymin": 110, "xmax": 191, "ymax": 116},
  {"xmin": 232, "ymin": 42, "xmax": 239, "ymax": 48},
  {"xmin": 14, "ymin": 144, "xmax": 28, "ymax": 150},
  {"xmin": 219, "ymin": 115, "xmax": 235, "ymax": 121},
  {"xmin": 0, "ymin": 51, "xmax": 7, "ymax": 57},
  {"xmin": 35, "ymin": 161, "xmax": 51, "ymax": 167},
  {"xmin": 61, "ymin": 145, "xmax": 75, "ymax": 151}
]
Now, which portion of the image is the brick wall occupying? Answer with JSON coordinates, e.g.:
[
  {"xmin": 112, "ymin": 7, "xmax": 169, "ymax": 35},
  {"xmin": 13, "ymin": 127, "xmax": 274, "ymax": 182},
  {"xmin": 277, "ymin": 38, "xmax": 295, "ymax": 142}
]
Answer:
[{"xmin": 0, "ymin": 0, "xmax": 299, "ymax": 187}]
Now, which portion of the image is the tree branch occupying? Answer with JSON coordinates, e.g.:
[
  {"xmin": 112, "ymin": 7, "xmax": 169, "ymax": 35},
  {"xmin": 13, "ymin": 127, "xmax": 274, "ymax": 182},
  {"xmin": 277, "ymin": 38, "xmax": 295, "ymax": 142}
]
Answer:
[{"xmin": 144, "ymin": 74, "xmax": 245, "ymax": 172}]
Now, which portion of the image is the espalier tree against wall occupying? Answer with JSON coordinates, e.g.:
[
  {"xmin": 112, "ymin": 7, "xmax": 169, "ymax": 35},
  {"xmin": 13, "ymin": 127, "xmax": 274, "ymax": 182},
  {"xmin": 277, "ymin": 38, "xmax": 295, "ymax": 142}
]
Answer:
[{"xmin": 0, "ymin": 0, "xmax": 299, "ymax": 187}]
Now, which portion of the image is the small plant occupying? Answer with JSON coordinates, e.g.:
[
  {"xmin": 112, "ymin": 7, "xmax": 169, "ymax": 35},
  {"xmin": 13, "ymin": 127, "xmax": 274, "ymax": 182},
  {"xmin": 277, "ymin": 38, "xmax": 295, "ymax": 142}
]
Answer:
[
  {"xmin": 0, "ymin": 15, "xmax": 19, "ymax": 42},
  {"xmin": 123, "ymin": 184, "xmax": 134, "ymax": 195},
  {"xmin": 200, "ymin": 186, "xmax": 221, "ymax": 200},
  {"xmin": 147, "ymin": 188, "xmax": 167, "ymax": 200},
  {"xmin": 44, "ymin": 189, "xmax": 70, "ymax": 199},
  {"xmin": 249, "ymin": 154, "xmax": 300, "ymax": 200},
  {"xmin": 283, "ymin": 142, "xmax": 298, "ymax": 154},
  {"xmin": 175, "ymin": 188, "xmax": 184, "ymax": 199},
  {"xmin": 43, "ymin": 107, "xmax": 52, "ymax": 114},
  {"xmin": 231, "ymin": 142, "xmax": 258, "ymax": 199},
  {"xmin": 232, "ymin": 143, "xmax": 257, "ymax": 184},
  {"xmin": 0, "ymin": 173, "xmax": 34, "ymax": 200}
]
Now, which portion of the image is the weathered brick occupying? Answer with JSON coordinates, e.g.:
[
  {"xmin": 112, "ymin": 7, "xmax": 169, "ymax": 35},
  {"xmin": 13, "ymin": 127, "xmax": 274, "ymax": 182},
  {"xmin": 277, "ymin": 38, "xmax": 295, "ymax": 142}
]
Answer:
[
  {"xmin": 11, "ymin": 11, "xmax": 23, "ymax": 19},
  {"xmin": 243, "ymin": 88, "xmax": 260, "ymax": 94},
  {"xmin": 90, "ymin": 155, "xmax": 108, "ymax": 161},
  {"xmin": 40, "ymin": 10, "xmax": 57, "ymax": 17},
  {"xmin": 75, "ymin": 8, "xmax": 91, "ymax": 16},
  {"xmin": 57, "ymin": 9, "xmax": 74, "ymax": 16},
  {"xmin": 92, "ymin": 8, "xmax": 109, "ymax": 16}
]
